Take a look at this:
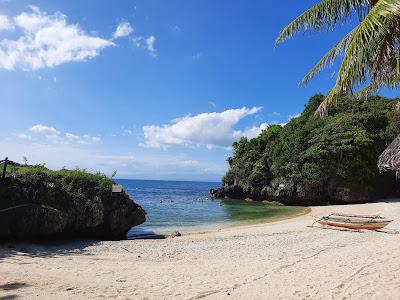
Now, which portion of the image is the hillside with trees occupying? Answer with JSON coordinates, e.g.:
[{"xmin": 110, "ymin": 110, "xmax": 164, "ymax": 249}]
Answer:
[{"xmin": 211, "ymin": 94, "xmax": 400, "ymax": 205}]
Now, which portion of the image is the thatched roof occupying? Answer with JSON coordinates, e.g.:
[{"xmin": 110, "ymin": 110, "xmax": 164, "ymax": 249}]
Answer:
[{"xmin": 378, "ymin": 134, "xmax": 400, "ymax": 172}]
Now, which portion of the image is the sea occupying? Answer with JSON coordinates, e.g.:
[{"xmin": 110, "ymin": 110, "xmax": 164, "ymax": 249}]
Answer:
[{"xmin": 116, "ymin": 179, "xmax": 304, "ymax": 238}]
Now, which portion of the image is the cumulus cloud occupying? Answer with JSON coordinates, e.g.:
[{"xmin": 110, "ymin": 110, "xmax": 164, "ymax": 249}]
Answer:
[
  {"xmin": 23, "ymin": 124, "xmax": 101, "ymax": 145},
  {"xmin": 113, "ymin": 21, "xmax": 133, "ymax": 39},
  {"xmin": 0, "ymin": 15, "xmax": 14, "ymax": 31},
  {"xmin": 234, "ymin": 123, "xmax": 268, "ymax": 139},
  {"xmin": 0, "ymin": 6, "xmax": 114, "ymax": 70},
  {"xmin": 140, "ymin": 107, "xmax": 264, "ymax": 149},
  {"xmin": 29, "ymin": 124, "xmax": 59, "ymax": 135}
]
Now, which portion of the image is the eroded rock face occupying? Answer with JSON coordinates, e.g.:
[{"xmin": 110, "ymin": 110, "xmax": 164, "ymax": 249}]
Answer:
[
  {"xmin": 0, "ymin": 176, "xmax": 146, "ymax": 241},
  {"xmin": 210, "ymin": 179, "xmax": 395, "ymax": 206}
]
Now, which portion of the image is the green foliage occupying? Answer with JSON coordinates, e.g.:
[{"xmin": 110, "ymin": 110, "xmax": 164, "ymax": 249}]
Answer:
[
  {"xmin": 2, "ymin": 165, "xmax": 114, "ymax": 210},
  {"xmin": 12, "ymin": 165, "xmax": 113, "ymax": 187},
  {"xmin": 276, "ymin": 0, "xmax": 400, "ymax": 116},
  {"xmin": 223, "ymin": 94, "xmax": 400, "ymax": 192}
]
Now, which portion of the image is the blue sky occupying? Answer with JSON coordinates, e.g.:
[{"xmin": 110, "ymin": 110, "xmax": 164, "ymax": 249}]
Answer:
[{"xmin": 0, "ymin": 0, "xmax": 398, "ymax": 181}]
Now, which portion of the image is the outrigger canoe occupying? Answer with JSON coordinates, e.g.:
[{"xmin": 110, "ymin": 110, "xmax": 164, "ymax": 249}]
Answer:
[{"xmin": 315, "ymin": 213, "xmax": 392, "ymax": 231}]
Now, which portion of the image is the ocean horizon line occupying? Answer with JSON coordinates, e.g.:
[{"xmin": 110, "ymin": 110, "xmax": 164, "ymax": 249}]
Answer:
[{"xmin": 115, "ymin": 178, "xmax": 221, "ymax": 184}]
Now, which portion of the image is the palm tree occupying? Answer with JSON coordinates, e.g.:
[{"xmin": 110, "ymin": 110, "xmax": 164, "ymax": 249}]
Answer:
[{"xmin": 276, "ymin": 0, "xmax": 400, "ymax": 116}]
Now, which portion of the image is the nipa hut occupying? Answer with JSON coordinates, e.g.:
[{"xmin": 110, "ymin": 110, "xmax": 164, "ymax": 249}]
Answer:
[{"xmin": 378, "ymin": 134, "xmax": 400, "ymax": 178}]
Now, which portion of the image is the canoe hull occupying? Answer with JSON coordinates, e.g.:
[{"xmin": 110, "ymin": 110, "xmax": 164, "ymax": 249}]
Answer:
[{"xmin": 317, "ymin": 219, "xmax": 391, "ymax": 230}]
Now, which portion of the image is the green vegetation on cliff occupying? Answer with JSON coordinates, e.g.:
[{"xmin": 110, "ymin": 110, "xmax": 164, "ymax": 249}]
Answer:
[
  {"xmin": 223, "ymin": 94, "xmax": 400, "ymax": 199},
  {"xmin": 0, "ymin": 165, "xmax": 146, "ymax": 240}
]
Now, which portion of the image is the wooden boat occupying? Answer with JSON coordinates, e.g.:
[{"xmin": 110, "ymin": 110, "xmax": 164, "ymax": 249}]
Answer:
[{"xmin": 315, "ymin": 213, "xmax": 392, "ymax": 230}]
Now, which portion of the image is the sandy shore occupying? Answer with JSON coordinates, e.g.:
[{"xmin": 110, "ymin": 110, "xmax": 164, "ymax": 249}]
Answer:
[{"xmin": 1, "ymin": 201, "xmax": 400, "ymax": 299}]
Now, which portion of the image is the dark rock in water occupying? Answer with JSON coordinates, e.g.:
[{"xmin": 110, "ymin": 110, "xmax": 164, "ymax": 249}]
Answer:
[
  {"xmin": 129, "ymin": 234, "xmax": 166, "ymax": 240},
  {"xmin": 210, "ymin": 185, "xmax": 244, "ymax": 200},
  {"xmin": 0, "ymin": 170, "xmax": 146, "ymax": 241}
]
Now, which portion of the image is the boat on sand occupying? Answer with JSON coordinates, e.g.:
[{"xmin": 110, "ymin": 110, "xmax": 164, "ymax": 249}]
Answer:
[{"xmin": 314, "ymin": 213, "xmax": 392, "ymax": 231}]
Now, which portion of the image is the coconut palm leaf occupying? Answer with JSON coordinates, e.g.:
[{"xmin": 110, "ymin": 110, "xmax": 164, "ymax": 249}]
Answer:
[
  {"xmin": 301, "ymin": 28, "xmax": 356, "ymax": 84},
  {"xmin": 278, "ymin": 0, "xmax": 400, "ymax": 117},
  {"xmin": 315, "ymin": 0, "xmax": 400, "ymax": 115},
  {"xmin": 276, "ymin": 0, "xmax": 371, "ymax": 45}
]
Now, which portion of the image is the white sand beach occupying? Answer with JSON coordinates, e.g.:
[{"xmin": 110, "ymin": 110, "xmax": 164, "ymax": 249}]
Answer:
[{"xmin": 1, "ymin": 201, "xmax": 400, "ymax": 300}]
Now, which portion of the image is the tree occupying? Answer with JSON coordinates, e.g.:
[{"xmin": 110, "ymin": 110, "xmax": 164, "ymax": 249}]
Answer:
[
  {"xmin": 223, "ymin": 94, "xmax": 399, "ymax": 196},
  {"xmin": 276, "ymin": 0, "xmax": 400, "ymax": 116}
]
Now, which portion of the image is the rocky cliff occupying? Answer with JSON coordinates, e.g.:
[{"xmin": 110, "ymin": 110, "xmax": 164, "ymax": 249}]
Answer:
[
  {"xmin": 211, "ymin": 95, "xmax": 400, "ymax": 205},
  {"xmin": 210, "ymin": 178, "xmax": 398, "ymax": 206},
  {"xmin": 0, "ymin": 166, "xmax": 146, "ymax": 240}
]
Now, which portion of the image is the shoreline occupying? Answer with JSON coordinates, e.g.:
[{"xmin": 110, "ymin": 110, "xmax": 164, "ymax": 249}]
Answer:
[
  {"xmin": 176, "ymin": 206, "xmax": 312, "ymax": 237},
  {"xmin": 126, "ymin": 200, "xmax": 312, "ymax": 240},
  {"xmin": 1, "ymin": 201, "xmax": 400, "ymax": 299}
]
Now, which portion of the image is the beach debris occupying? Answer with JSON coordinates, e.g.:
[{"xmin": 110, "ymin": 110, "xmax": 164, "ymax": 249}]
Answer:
[
  {"xmin": 169, "ymin": 231, "xmax": 182, "ymax": 238},
  {"xmin": 311, "ymin": 213, "xmax": 393, "ymax": 231},
  {"xmin": 121, "ymin": 246, "xmax": 134, "ymax": 253}
]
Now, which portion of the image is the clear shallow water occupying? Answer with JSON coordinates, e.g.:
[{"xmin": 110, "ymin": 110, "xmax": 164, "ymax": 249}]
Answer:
[{"xmin": 116, "ymin": 179, "xmax": 305, "ymax": 237}]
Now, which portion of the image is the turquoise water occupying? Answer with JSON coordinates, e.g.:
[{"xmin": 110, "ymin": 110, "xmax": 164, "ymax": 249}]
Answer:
[{"xmin": 116, "ymin": 179, "xmax": 304, "ymax": 237}]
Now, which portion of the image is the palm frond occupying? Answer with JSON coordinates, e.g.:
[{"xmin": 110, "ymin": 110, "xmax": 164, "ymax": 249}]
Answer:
[
  {"xmin": 276, "ymin": 0, "xmax": 371, "ymax": 45},
  {"xmin": 301, "ymin": 28, "xmax": 356, "ymax": 84},
  {"xmin": 335, "ymin": 0, "xmax": 400, "ymax": 90},
  {"xmin": 315, "ymin": 0, "xmax": 400, "ymax": 116}
]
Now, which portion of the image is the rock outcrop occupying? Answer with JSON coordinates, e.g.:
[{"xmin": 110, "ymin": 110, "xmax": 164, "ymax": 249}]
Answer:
[
  {"xmin": 210, "ymin": 176, "xmax": 398, "ymax": 206},
  {"xmin": 0, "ymin": 169, "xmax": 146, "ymax": 241}
]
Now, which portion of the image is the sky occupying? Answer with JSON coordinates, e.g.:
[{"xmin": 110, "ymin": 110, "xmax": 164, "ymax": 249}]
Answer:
[{"xmin": 0, "ymin": 0, "xmax": 398, "ymax": 182}]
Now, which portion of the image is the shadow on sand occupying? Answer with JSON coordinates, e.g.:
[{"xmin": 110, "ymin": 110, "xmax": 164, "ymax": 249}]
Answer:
[
  {"xmin": 0, "ymin": 282, "xmax": 29, "ymax": 299},
  {"xmin": 0, "ymin": 239, "xmax": 99, "ymax": 260}
]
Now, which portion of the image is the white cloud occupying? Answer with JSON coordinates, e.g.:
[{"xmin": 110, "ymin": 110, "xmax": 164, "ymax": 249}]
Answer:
[
  {"xmin": 234, "ymin": 122, "xmax": 268, "ymax": 139},
  {"xmin": 0, "ymin": 7, "xmax": 114, "ymax": 70},
  {"xmin": 113, "ymin": 21, "xmax": 133, "ymax": 39},
  {"xmin": 289, "ymin": 113, "xmax": 300, "ymax": 120},
  {"xmin": 23, "ymin": 124, "xmax": 100, "ymax": 145},
  {"xmin": 145, "ymin": 35, "xmax": 156, "ymax": 56},
  {"xmin": 0, "ymin": 141, "xmax": 225, "ymax": 181},
  {"xmin": 15, "ymin": 133, "xmax": 32, "ymax": 140},
  {"xmin": 130, "ymin": 34, "xmax": 157, "ymax": 56},
  {"xmin": 65, "ymin": 133, "xmax": 101, "ymax": 145},
  {"xmin": 29, "ymin": 124, "xmax": 59, "ymax": 135},
  {"xmin": 0, "ymin": 15, "xmax": 14, "ymax": 31},
  {"xmin": 140, "ymin": 107, "xmax": 263, "ymax": 149}
]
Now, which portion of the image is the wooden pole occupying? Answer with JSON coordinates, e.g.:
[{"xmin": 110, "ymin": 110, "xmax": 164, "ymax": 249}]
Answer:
[{"xmin": 2, "ymin": 157, "xmax": 8, "ymax": 179}]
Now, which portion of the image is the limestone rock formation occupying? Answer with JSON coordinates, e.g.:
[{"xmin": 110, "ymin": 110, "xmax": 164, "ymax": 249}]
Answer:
[{"xmin": 0, "ymin": 168, "xmax": 146, "ymax": 241}]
